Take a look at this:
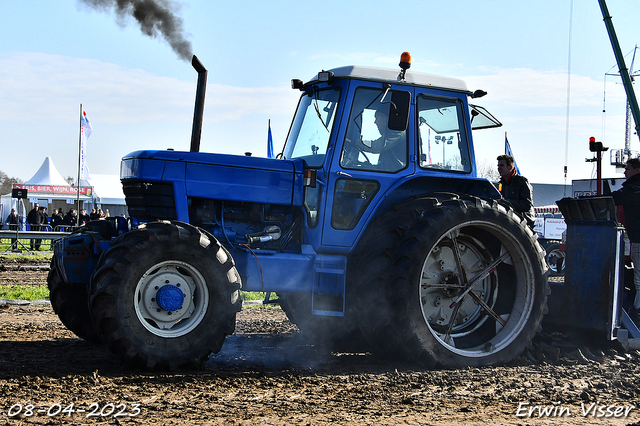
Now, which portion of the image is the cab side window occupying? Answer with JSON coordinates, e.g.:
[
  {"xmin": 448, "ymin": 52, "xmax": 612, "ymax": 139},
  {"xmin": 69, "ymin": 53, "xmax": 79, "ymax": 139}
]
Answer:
[{"xmin": 417, "ymin": 95, "xmax": 471, "ymax": 172}]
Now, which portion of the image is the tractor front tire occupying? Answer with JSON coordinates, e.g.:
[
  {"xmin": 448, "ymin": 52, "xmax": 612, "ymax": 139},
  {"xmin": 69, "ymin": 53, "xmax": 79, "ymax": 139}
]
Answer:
[
  {"xmin": 47, "ymin": 219, "xmax": 121, "ymax": 343},
  {"xmin": 89, "ymin": 221, "xmax": 242, "ymax": 370},
  {"xmin": 48, "ymin": 258, "xmax": 101, "ymax": 343}
]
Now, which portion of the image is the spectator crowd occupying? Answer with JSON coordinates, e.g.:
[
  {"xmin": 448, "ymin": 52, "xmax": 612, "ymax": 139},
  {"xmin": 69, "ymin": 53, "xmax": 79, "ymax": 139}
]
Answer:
[{"xmin": 4, "ymin": 204, "xmax": 110, "ymax": 251}]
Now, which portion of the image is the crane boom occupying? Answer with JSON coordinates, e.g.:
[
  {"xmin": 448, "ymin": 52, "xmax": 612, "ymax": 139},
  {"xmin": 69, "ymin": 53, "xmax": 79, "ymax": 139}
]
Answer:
[{"xmin": 599, "ymin": 0, "xmax": 640, "ymax": 147}]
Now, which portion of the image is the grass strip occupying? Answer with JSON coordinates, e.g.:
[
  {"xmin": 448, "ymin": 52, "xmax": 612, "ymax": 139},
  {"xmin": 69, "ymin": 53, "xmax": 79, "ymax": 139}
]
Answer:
[{"xmin": 0, "ymin": 285, "xmax": 49, "ymax": 301}]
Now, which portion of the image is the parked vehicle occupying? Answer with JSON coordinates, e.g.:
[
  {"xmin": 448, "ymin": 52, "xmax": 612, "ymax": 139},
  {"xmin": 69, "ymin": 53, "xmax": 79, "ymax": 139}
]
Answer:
[{"xmin": 534, "ymin": 213, "xmax": 567, "ymax": 276}]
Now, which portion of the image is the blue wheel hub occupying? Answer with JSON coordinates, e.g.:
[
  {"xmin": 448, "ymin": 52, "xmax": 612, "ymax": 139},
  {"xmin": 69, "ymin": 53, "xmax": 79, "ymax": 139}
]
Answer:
[{"xmin": 155, "ymin": 285, "xmax": 186, "ymax": 312}]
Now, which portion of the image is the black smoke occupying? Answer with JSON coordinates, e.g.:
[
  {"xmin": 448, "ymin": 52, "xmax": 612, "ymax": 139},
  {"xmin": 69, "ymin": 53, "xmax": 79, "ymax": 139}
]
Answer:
[{"xmin": 80, "ymin": 0, "xmax": 193, "ymax": 61}]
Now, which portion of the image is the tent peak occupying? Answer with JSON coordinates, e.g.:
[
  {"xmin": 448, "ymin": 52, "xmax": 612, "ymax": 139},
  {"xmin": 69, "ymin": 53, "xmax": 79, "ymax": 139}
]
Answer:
[{"xmin": 26, "ymin": 157, "xmax": 70, "ymax": 186}]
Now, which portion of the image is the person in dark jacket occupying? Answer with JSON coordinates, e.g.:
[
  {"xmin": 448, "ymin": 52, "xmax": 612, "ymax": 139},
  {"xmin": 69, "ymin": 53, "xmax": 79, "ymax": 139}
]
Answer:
[
  {"xmin": 63, "ymin": 209, "xmax": 78, "ymax": 227},
  {"xmin": 5, "ymin": 208, "xmax": 20, "ymax": 248},
  {"xmin": 612, "ymin": 158, "xmax": 640, "ymax": 320},
  {"xmin": 50, "ymin": 209, "xmax": 64, "ymax": 230},
  {"xmin": 497, "ymin": 154, "xmax": 535, "ymax": 229},
  {"xmin": 79, "ymin": 209, "xmax": 90, "ymax": 226},
  {"xmin": 27, "ymin": 203, "xmax": 43, "ymax": 250},
  {"xmin": 39, "ymin": 206, "xmax": 48, "ymax": 227}
]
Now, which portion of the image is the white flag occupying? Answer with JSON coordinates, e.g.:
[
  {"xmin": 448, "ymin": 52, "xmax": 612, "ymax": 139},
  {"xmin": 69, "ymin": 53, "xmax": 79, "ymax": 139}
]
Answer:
[{"xmin": 80, "ymin": 110, "xmax": 92, "ymax": 181}]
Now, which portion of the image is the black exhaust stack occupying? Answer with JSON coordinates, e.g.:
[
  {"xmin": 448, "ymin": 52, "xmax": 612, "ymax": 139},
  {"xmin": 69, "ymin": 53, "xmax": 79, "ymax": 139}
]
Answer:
[{"xmin": 190, "ymin": 55, "xmax": 207, "ymax": 152}]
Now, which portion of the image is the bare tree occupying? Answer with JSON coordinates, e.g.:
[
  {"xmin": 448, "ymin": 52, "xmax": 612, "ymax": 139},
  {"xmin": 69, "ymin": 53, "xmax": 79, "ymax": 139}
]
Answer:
[
  {"xmin": 476, "ymin": 159, "xmax": 500, "ymax": 182},
  {"xmin": 65, "ymin": 176, "xmax": 75, "ymax": 186},
  {"xmin": 0, "ymin": 170, "xmax": 24, "ymax": 195}
]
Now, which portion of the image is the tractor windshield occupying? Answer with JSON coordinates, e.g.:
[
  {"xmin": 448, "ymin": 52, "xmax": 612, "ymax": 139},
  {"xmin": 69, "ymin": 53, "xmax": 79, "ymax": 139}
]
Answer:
[{"xmin": 283, "ymin": 88, "xmax": 341, "ymax": 167}]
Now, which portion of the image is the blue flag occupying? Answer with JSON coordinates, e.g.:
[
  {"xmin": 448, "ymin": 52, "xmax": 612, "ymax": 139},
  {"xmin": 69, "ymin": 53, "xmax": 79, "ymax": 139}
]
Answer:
[
  {"xmin": 505, "ymin": 134, "xmax": 520, "ymax": 175},
  {"xmin": 267, "ymin": 120, "xmax": 274, "ymax": 159}
]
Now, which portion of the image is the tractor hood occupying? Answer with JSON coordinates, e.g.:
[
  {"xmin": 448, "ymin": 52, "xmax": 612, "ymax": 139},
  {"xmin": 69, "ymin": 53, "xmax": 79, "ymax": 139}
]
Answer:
[{"xmin": 121, "ymin": 150, "xmax": 305, "ymax": 207}]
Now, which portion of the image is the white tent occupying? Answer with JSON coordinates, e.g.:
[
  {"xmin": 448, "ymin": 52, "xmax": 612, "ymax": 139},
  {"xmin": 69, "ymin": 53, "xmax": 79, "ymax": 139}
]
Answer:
[
  {"xmin": 85, "ymin": 174, "xmax": 126, "ymax": 206},
  {"xmin": 2, "ymin": 157, "xmax": 86, "ymax": 227},
  {"xmin": 0, "ymin": 156, "xmax": 70, "ymax": 226},
  {"xmin": 26, "ymin": 157, "xmax": 69, "ymax": 186},
  {"xmin": 2, "ymin": 158, "xmax": 127, "ymax": 225},
  {"xmin": 86, "ymin": 174, "xmax": 127, "ymax": 217},
  {"xmin": 21, "ymin": 157, "xmax": 93, "ymax": 210}
]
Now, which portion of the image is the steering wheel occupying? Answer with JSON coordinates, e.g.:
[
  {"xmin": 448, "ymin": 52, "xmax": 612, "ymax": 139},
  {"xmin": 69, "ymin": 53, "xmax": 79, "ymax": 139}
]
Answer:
[
  {"xmin": 342, "ymin": 138, "xmax": 372, "ymax": 168},
  {"xmin": 361, "ymin": 132, "xmax": 404, "ymax": 155}
]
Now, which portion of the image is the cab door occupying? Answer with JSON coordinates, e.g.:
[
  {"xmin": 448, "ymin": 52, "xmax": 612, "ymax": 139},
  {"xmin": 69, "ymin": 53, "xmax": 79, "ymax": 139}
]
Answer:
[{"xmin": 321, "ymin": 82, "xmax": 414, "ymax": 248}]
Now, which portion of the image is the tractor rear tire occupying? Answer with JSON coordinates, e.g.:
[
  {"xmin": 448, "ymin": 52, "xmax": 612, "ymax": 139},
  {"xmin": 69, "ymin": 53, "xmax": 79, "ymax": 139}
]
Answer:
[
  {"xmin": 278, "ymin": 195, "xmax": 443, "ymax": 350},
  {"xmin": 47, "ymin": 258, "xmax": 101, "ymax": 343},
  {"xmin": 278, "ymin": 292, "xmax": 367, "ymax": 351},
  {"xmin": 89, "ymin": 221, "xmax": 242, "ymax": 370},
  {"xmin": 346, "ymin": 195, "xmax": 445, "ymax": 344},
  {"xmin": 386, "ymin": 196, "xmax": 549, "ymax": 368},
  {"xmin": 277, "ymin": 293, "xmax": 314, "ymax": 332}
]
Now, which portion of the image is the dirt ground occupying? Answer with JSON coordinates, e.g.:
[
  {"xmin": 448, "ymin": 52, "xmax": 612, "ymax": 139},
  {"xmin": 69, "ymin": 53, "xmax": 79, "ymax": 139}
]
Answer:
[{"xmin": 1, "ymin": 255, "xmax": 640, "ymax": 425}]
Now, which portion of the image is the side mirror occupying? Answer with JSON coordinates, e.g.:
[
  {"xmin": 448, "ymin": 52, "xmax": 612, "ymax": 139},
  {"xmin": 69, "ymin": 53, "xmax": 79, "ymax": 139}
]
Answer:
[{"xmin": 387, "ymin": 91, "xmax": 410, "ymax": 131}]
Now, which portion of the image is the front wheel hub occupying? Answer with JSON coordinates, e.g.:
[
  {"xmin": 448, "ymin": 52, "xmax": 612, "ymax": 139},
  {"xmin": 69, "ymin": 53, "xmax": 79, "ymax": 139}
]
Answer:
[
  {"xmin": 135, "ymin": 261, "xmax": 207, "ymax": 337},
  {"xmin": 156, "ymin": 285, "xmax": 185, "ymax": 312}
]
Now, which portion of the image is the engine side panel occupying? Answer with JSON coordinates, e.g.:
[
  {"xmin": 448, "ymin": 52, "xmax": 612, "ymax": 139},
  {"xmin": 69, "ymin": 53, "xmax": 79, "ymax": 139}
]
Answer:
[
  {"xmin": 121, "ymin": 151, "xmax": 305, "ymax": 224},
  {"xmin": 186, "ymin": 161, "xmax": 301, "ymax": 206}
]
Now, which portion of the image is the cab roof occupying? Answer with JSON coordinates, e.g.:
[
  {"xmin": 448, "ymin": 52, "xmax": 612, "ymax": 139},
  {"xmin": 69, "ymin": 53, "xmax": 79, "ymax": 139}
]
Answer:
[{"xmin": 308, "ymin": 65, "xmax": 471, "ymax": 95}]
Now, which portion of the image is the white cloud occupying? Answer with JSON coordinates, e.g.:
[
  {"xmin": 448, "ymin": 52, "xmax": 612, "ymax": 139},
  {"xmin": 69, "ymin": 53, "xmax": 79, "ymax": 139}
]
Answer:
[
  {"xmin": 306, "ymin": 52, "xmax": 444, "ymax": 71},
  {"xmin": 0, "ymin": 52, "xmax": 299, "ymax": 125},
  {"xmin": 0, "ymin": 53, "xmax": 632, "ymax": 184},
  {"xmin": 0, "ymin": 52, "xmax": 300, "ymax": 179},
  {"xmin": 0, "ymin": 52, "xmax": 192, "ymax": 123},
  {"xmin": 462, "ymin": 67, "xmax": 632, "ymax": 183},
  {"xmin": 464, "ymin": 68, "xmax": 623, "ymax": 109}
]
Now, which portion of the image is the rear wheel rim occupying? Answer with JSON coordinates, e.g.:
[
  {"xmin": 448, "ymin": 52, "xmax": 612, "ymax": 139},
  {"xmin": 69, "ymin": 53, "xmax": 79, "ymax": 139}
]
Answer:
[
  {"xmin": 546, "ymin": 248, "xmax": 565, "ymax": 273},
  {"xmin": 418, "ymin": 221, "xmax": 536, "ymax": 358}
]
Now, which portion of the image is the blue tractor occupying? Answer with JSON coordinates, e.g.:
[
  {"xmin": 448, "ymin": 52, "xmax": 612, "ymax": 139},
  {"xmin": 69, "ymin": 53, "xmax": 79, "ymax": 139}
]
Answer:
[{"xmin": 48, "ymin": 53, "xmax": 549, "ymax": 370}]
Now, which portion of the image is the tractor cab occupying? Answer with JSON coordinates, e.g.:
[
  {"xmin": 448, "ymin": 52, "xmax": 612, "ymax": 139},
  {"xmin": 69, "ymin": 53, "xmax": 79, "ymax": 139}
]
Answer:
[{"xmin": 282, "ymin": 54, "xmax": 502, "ymax": 249}]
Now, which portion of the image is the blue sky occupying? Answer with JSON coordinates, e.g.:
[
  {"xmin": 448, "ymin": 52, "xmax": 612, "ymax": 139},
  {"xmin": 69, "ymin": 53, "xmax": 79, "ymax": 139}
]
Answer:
[{"xmin": 1, "ymin": 1, "xmax": 639, "ymax": 185}]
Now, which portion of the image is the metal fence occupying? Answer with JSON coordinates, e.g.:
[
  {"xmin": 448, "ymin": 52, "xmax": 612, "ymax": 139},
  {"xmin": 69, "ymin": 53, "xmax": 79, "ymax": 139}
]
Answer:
[{"xmin": 0, "ymin": 227, "xmax": 72, "ymax": 253}]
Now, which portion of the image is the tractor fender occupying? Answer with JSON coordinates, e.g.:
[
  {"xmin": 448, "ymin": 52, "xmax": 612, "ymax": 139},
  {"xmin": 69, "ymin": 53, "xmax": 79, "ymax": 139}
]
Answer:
[{"xmin": 350, "ymin": 175, "xmax": 501, "ymax": 252}]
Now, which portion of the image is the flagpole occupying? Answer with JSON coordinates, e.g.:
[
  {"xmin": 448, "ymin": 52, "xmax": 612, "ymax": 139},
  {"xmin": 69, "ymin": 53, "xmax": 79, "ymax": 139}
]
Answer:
[
  {"xmin": 267, "ymin": 119, "xmax": 274, "ymax": 159},
  {"xmin": 76, "ymin": 104, "xmax": 82, "ymax": 227}
]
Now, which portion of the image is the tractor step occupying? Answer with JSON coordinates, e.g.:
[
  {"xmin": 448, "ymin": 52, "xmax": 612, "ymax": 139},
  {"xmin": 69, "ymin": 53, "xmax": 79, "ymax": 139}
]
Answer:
[{"xmin": 312, "ymin": 256, "xmax": 346, "ymax": 316}]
